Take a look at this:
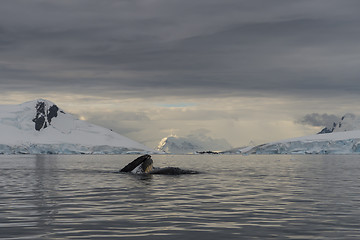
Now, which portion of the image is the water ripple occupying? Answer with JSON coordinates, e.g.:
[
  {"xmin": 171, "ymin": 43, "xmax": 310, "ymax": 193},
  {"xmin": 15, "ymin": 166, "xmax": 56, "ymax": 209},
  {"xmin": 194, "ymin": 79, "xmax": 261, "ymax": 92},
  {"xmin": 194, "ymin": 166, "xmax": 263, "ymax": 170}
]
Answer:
[{"xmin": 1, "ymin": 155, "xmax": 360, "ymax": 239}]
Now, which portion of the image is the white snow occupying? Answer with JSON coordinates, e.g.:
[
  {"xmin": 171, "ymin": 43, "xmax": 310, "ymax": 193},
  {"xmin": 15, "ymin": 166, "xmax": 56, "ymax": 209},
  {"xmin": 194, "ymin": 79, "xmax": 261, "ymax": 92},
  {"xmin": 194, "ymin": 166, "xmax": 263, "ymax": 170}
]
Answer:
[
  {"xmin": 0, "ymin": 99, "xmax": 154, "ymax": 154},
  {"xmin": 157, "ymin": 134, "xmax": 232, "ymax": 154},
  {"xmin": 333, "ymin": 114, "xmax": 360, "ymax": 132},
  {"xmin": 242, "ymin": 130, "xmax": 360, "ymax": 154}
]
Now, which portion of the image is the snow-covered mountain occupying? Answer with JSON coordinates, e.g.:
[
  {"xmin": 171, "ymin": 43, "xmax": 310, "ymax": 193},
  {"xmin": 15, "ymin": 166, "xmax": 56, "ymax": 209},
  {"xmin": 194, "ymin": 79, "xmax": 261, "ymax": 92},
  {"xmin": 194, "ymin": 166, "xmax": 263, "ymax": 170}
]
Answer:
[
  {"xmin": 241, "ymin": 130, "xmax": 360, "ymax": 154},
  {"xmin": 0, "ymin": 99, "xmax": 153, "ymax": 154},
  {"xmin": 156, "ymin": 134, "xmax": 232, "ymax": 154},
  {"xmin": 222, "ymin": 113, "xmax": 360, "ymax": 155},
  {"xmin": 318, "ymin": 113, "xmax": 359, "ymax": 134}
]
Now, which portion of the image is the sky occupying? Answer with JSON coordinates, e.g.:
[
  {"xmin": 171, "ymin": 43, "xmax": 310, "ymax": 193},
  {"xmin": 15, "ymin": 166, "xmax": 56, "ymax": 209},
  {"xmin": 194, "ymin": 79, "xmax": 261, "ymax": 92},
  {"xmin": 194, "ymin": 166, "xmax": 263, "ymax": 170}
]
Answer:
[{"xmin": 1, "ymin": 0, "xmax": 360, "ymax": 149}]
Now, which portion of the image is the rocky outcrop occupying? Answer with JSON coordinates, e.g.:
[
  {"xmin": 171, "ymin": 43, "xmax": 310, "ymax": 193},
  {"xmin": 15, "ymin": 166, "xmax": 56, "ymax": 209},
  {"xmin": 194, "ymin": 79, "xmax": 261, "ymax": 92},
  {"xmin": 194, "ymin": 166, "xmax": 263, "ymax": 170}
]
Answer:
[{"xmin": 32, "ymin": 100, "xmax": 61, "ymax": 131}]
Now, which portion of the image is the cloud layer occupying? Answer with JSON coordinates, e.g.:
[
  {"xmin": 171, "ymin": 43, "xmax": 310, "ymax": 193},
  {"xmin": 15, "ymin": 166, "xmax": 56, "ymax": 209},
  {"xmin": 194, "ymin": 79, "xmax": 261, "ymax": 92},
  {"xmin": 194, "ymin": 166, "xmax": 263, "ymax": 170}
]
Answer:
[
  {"xmin": 299, "ymin": 113, "xmax": 341, "ymax": 128},
  {"xmin": 2, "ymin": 1, "xmax": 360, "ymax": 148},
  {"xmin": 2, "ymin": 0, "xmax": 360, "ymax": 98}
]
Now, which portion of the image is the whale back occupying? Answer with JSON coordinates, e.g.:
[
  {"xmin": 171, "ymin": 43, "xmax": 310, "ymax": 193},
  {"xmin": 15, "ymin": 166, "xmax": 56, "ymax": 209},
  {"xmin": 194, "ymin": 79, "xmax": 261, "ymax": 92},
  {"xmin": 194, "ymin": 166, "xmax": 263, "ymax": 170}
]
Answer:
[
  {"xmin": 150, "ymin": 167, "xmax": 199, "ymax": 175},
  {"xmin": 120, "ymin": 154, "xmax": 199, "ymax": 175}
]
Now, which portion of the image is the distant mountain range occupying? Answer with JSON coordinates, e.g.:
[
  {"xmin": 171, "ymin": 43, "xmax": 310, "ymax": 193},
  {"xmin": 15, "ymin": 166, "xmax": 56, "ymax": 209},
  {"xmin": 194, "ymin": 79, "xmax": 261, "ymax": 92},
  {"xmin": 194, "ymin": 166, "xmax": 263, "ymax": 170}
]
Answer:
[
  {"xmin": 3, "ymin": 99, "xmax": 360, "ymax": 155},
  {"xmin": 220, "ymin": 113, "xmax": 360, "ymax": 155},
  {"xmin": 156, "ymin": 134, "xmax": 232, "ymax": 154},
  {"xmin": 0, "ymin": 99, "xmax": 153, "ymax": 154},
  {"xmin": 239, "ymin": 130, "xmax": 360, "ymax": 154},
  {"xmin": 225, "ymin": 114, "xmax": 360, "ymax": 154}
]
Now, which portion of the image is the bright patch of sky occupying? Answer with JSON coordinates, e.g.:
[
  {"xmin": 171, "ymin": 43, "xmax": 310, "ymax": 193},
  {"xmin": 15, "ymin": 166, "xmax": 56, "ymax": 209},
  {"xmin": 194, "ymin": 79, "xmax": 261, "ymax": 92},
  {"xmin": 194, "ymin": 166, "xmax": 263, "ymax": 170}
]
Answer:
[{"xmin": 157, "ymin": 103, "xmax": 197, "ymax": 108}]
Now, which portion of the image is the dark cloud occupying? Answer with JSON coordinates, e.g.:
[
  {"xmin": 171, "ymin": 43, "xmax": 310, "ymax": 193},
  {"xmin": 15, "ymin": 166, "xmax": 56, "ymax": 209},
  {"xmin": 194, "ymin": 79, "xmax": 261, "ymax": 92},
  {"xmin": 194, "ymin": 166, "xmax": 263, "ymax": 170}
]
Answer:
[
  {"xmin": 298, "ymin": 113, "xmax": 341, "ymax": 127},
  {"xmin": 1, "ymin": 0, "xmax": 360, "ymax": 98}
]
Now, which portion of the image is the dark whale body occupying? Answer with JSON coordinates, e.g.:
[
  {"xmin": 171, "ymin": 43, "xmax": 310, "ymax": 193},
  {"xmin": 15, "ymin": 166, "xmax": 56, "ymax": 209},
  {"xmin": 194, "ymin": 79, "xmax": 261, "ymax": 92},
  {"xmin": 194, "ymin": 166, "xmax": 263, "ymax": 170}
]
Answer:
[
  {"xmin": 120, "ymin": 154, "xmax": 199, "ymax": 175},
  {"xmin": 150, "ymin": 167, "xmax": 198, "ymax": 175}
]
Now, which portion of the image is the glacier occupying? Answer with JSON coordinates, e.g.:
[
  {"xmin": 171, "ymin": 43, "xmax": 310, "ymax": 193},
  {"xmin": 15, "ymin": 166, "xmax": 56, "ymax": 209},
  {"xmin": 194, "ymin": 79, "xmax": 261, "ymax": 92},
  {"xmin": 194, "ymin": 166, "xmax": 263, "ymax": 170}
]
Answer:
[
  {"xmin": 240, "ymin": 130, "xmax": 360, "ymax": 155},
  {"xmin": 0, "ymin": 99, "xmax": 154, "ymax": 154}
]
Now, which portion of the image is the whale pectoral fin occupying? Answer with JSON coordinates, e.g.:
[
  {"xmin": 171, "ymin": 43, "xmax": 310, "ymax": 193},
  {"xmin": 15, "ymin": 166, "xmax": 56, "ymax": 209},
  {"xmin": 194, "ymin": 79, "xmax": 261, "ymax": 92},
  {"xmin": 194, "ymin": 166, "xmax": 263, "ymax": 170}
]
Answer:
[{"xmin": 120, "ymin": 154, "xmax": 152, "ymax": 173}]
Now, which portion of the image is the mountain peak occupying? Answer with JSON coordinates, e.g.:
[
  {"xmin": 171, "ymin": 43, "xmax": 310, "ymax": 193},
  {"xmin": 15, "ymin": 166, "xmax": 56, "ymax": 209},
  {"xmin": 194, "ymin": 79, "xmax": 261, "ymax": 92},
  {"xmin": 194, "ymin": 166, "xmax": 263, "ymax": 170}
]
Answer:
[
  {"xmin": 156, "ymin": 134, "xmax": 232, "ymax": 154},
  {"xmin": 0, "ymin": 100, "xmax": 153, "ymax": 154},
  {"xmin": 32, "ymin": 100, "xmax": 62, "ymax": 131},
  {"xmin": 318, "ymin": 113, "xmax": 359, "ymax": 134}
]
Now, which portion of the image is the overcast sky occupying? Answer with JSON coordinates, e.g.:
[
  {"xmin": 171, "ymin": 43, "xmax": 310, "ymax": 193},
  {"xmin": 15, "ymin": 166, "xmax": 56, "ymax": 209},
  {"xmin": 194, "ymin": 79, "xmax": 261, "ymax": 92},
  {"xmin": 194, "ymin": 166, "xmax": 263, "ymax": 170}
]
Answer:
[{"xmin": 1, "ymin": 0, "xmax": 360, "ymax": 148}]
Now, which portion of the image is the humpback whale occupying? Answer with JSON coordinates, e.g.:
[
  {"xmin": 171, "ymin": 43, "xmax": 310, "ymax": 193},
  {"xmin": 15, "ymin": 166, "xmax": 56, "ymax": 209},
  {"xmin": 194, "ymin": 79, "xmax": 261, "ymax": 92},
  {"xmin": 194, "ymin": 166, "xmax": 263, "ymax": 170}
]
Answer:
[{"xmin": 120, "ymin": 154, "xmax": 199, "ymax": 175}]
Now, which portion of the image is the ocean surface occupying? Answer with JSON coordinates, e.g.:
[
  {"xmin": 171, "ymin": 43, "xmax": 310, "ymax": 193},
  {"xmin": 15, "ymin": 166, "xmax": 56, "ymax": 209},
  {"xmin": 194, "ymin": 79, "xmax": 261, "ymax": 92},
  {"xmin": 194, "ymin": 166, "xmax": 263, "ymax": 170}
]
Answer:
[{"xmin": 1, "ymin": 154, "xmax": 360, "ymax": 240}]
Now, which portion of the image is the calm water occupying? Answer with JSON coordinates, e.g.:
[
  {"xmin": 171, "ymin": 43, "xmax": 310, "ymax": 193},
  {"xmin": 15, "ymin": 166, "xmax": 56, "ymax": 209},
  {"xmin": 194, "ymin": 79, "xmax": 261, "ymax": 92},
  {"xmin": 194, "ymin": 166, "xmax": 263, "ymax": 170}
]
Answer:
[{"xmin": 1, "ymin": 154, "xmax": 360, "ymax": 239}]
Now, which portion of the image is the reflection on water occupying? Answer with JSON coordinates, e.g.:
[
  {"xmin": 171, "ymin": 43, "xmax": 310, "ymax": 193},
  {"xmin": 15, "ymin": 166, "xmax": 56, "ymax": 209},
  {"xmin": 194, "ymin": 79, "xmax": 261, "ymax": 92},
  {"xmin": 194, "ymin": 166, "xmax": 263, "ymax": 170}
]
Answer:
[
  {"xmin": 33, "ymin": 155, "xmax": 59, "ymax": 237},
  {"xmin": 1, "ymin": 154, "xmax": 360, "ymax": 239}
]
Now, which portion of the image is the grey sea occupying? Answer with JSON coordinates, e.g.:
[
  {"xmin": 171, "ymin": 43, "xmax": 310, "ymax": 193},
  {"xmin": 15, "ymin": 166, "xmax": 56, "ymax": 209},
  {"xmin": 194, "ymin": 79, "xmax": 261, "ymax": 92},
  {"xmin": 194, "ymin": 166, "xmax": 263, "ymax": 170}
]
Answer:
[{"xmin": 1, "ymin": 154, "xmax": 360, "ymax": 239}]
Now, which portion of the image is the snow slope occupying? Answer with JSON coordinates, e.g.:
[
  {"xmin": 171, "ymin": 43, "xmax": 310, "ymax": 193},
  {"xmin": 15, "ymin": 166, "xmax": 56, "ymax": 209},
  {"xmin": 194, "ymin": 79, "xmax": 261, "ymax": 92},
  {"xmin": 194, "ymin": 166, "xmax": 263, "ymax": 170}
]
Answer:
[
  {"xmin": 0, "ymin": 99, "xmax": 153, "ymax": 154},
  {"xmin": 157, "ymin": 134, "xmax": 232, "ymax": 154},
  {"xmin": 243, "ymin": 130, "xmax": 360, "ymax": 154},
  {"xmin": 318, "ymin": 113, "xmax": 359, "ymax": 134}
]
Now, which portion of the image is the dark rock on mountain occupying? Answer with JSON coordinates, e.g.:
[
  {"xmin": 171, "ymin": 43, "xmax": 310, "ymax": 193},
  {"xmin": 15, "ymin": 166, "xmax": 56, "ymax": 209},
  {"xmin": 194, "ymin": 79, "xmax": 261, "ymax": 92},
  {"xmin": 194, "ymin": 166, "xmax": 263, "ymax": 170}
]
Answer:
[
  {"xmin": 32, "ymin": 100, "xmax": 61, "ymax": 131},
  {"xmin": 47, "ymin": 105, "xmax": 59, "ymax": 123},
  {"xmin": 318, "ymin": 122, "xmax": 337, "ymax": 134}
]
